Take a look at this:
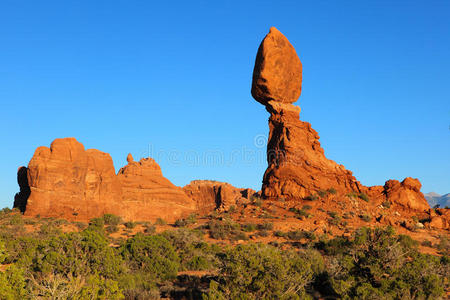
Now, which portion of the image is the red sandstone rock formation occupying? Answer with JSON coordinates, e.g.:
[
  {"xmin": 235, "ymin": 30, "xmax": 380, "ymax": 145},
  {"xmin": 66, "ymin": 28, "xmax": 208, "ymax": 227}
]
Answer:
[
  {"xmin": 251, "ymin": 27, "xmax": 429, "ymax": 211},
  {"xmin": 16, "ymin": 138, "xmax": 196, "ymax": 221},
  {"xmin": 383, "ymin": 178, "xmax": 430, "ymax": 211},
  {"xmin": 183, "ymin": 180, "xmax": 257, "ymax": 213},
  {"xmin": 252, "ymin": 27, "xmax": 361, "ymax": 200},
  {"xmin": 118, "ymin": 157, "xmax": 196, "ymax": 220}
]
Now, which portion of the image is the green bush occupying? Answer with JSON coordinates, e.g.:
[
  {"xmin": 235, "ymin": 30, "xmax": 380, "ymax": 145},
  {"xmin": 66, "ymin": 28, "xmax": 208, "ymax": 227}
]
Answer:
[
  {"xmin": 106, "ymin": 224, "xmax": 119, "ymax": 234},
  {"xmin": 154, "ymin": 218, "xmax": 166, "ymax": 226},
  {"xmin": 208, "ymin": 219, "xmax": 242, "ymax": 240},
  {"xmin": 103, "ymin": 214, "xmax": 122, "ymax": 226},
  {"xmin": 161, "ymin": 228, "xmax": 219, "ymax": 270},
  {"xmin": 327, "ymin": 188, "xmax": 337, "ymax": 195},
  {"xmin": 120, "ymin": 233, "xmax": 179, "ymax": 283},
  {"xmin": 359, "ymin": 214, "xmax": 371, "ymax": 222},
  {"xmin": 124, "ymin": 221, "xmax": 136, "ymax": 229},
  {"xmin": 323, "ymin": 227, "xmax": 446, "ymax": 299},
  {"xmin": 0, "ymin": 265, "xmax": 27, "ymax": 300},
  {"xmin": 358, "ymin": 193, "xmax": 369, "ymax": 202},
  {"xmin": 289, "ymin": 207, "xmax": 310, "ymax": 219},
  {"xmin": 302, "ymin": 205, "xmax": 312, "ymax": 211},
  {"xmin": 317, "ymin": 190, "xmax": 328, "ymax": 198},
  {"xmin": 304, "ymin": 194, "xmax": 318, "ymax": 201},
  {"xmin": 242, "ymin": 223, "xmax": 257, "ymax": 232},
  {"xmin": 257, "ymin": 222, "xmax": 274, "ymax": 231},
  {"xmin": 205, "ymin": 243, "xmax": 314, "ymax": 299}
]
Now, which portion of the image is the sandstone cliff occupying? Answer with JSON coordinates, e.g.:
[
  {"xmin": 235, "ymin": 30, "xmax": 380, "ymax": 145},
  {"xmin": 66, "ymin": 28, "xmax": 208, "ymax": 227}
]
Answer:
[{"xmin": 15, "ymin": 138, "xmax": 196, "ymax": 221}]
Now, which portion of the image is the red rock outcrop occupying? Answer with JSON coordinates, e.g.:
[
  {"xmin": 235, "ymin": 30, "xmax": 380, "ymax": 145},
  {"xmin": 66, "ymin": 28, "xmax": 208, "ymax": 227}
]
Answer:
[
  {"xmin": 383, "ymin": 178, "xmax": 430, "ymax": 211},
  {"xmin": 16, "ymin": 138, "xmax": 196, "ymax": 221},
  {"xmin": 251, "ymin": 27, "xmax": 429, "ymax": 211},
  {"xmin": 183, "ymin": 180, "xmax": 257, "ymax": 213},
  {"xmin": 118, "ymin": 157, "xmax": 196, "ymax": 220}
]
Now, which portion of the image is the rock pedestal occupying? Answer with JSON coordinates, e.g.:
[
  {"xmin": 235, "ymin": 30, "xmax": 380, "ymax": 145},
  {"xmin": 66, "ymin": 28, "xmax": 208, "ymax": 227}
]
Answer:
[{"xmin": 251, "ymin": 27, "xmax": 429, "ymax": 211}]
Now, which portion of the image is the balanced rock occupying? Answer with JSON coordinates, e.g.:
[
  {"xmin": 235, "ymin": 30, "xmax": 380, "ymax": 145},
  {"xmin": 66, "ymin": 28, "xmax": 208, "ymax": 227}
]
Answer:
[
  {"xmin": 15, "ymin": 138, "xmax": 196, "ymax": 221},
  {"xmin": 251, "ymin": 27, "xmax": 302, "ymax": 105},
  {"xmin": 251, "ymin": 28, "xmax": 429, "ymax": 212},
  {"xmin": 252, "ymin": 27, "xmax": 361, "ymax": 199}
]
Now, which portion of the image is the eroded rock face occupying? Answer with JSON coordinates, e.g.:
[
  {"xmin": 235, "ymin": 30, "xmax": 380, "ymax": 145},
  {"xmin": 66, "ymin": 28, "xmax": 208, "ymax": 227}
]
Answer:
[
  {"xmin": 118, "ymin": 158, "xmax": 196, "ymax": 221},
  {"xmin": 383, "ymin": 178, "xmax": 430, "ymax": 211},
  {"xmin": 16, "ymin": 138, "xmax": 196, "ymax": 221},
  {"xmin": 251, "ymin": 27, "xmax": 429, "ymax": 212},
  {"xmin": 22, "ymin": 138, "xmax": 122, "ymax": 219},
  {"xmin": 183, "ymin": 180, "xmax": 256, "ymax": 213}
]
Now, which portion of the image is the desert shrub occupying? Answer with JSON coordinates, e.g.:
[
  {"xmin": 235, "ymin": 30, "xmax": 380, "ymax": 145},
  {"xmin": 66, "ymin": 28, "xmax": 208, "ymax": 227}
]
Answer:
[
  {"xmin": 143, "ymin": 223, "xmax": 156, "ymax": 234},
  {"xmin": 174, "ymin": 213, "xmax": 198, "ymax": 227},
  {"xmin": 106, "ymin": 224, "xmax": 119, "ymax": 234},
  {"xmin": 228, "ymin": 205, "xmax": 236, "ymax": 213},
  {"xmin": 0, "ymin": 207, "xmax": 12, "ymax": 215},
  {"xmin": 124, "ymin": 221, "xmax": 136, "ymax": 229},
  {"xmin": 242, "ymin": 223, "xmax": 257, "ymax": 232},
  {"xmin": 421, "ymin": 240, "xmax": 432, "ymax": 247},
  {"xmin": 204, "ymin": 243, "xmax": 314, "ymax": 299},
  {"xmin": 78, "ymin": 274, "xmax": 124, "ymax": 299},
  {"xmin": 304, "ymin": 194, "xmax": 318, "ymax": 201},
  {"xmin": 29, "ymin": 229, "xmax": 123, "ymax": 280},
  {"xmin": 323, "ymin": 227, "xmax": 446, "ymax": 299},
  {"xmin": 257, "ymin": 222, "xmax": 274, "ymax": 231},
  {"xmin": 287, "ymin": 230, "xmax": 303, "ymax": 241},
  {"xmin": 255, "ymin": 230, "xmax": 269, "ymax": 237},
  {"xmin": 359, "ymin": 214, "xmax": 371, "ymax": 222},
  {"xmin": 187, "ymin": 255, "xmax": 211, "ymax": 271},
  {"xmin": 120, "ymin": 233, "xmax": 179, "ymax": 283},
  {"xmin": 208, "ymin": 219, "xmax": 242, "ymax": 240},
  {"xmin": 302, "ymin": 205, "xmax": 312, "ymax": 211},
  {"xmin": 317, "ymin": 190, "xmax": 328, "ymax": 198},
  {"xmin": 358, "ymin": 193, "xmax": 369, "ymax": 202},
  {"xmin": 89, "ymin": 217, "xmax": 105, "ymax": 230},
  {"xmin": 273, "ymin": 231, "xmax": 287, "ymax": 238},
  {"xmin": 289, "ymin": 207, "xmax": 310, "ymax": 219},
  {"xmin": 73, "ymin": 222, "xmax": 87, "ymax": 231},
  {"xmin": 327, "ymin": 188, "xmax": 337, "ymax": 195},
  {"xmin": 437, "ymin": 235, "xmax": 450, "ymax": 256},
  {"xmin": 7, "ymin": 214, "xmax": 24, "ymax": 226},
  {"xmin": 154, "ymin": 218, "xmax": 166, "ymax": 226},
  {"xmin": 38, "ymin": 222, "xmax": 63, "ymax": 237},
  {"xmin": 382, "ymin": 200, "xmax": 391, "ymax": 208},
  {"xmin": 0, "ymin": 265, "xmax": 27, "ymax": 300},
  {"xmin": 328, "ymin": 211, "xmax": 341, "ymax": 226},
  {"xmin": 342, "ymin": 212, "xmax": 352, "ymax": 219},
  {"xmin": 174, "ymin": 218, "xmax": 187, "ymax": 227},
  {"xmin": 161, "ymin": 228, "xmax": 220, "ymax": 270},
  {"xmin": 103, "ymin": 214, "xmax": 122, "ymax": 226}
]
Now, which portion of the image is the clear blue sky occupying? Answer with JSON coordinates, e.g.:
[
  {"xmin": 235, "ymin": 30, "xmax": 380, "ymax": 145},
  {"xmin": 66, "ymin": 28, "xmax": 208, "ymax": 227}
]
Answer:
[{"xmin": 1, "ymin": 1, "xmax": 449, "ymax": 208}]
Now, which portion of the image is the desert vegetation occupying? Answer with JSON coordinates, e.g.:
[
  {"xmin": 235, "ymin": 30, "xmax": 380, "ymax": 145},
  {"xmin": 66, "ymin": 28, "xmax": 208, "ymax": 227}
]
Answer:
[{"xmin": 0, "ymin": 209, "xmax": 447, "ymax": 299}]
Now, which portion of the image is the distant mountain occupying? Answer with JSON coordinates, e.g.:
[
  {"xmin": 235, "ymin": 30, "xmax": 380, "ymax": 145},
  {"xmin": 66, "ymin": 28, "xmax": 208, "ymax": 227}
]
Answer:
[{"xmin": 425, "ymin": 192, "xmax": 450, "ymax": 208}]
